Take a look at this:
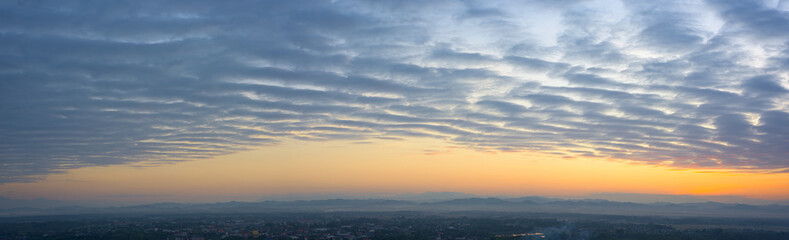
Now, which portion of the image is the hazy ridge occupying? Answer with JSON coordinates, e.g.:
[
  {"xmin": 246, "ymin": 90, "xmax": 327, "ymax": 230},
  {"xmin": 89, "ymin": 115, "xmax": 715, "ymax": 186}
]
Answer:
[{"xmin": 2, "ymin": 193, "xmax": 788, "ymax": 219}]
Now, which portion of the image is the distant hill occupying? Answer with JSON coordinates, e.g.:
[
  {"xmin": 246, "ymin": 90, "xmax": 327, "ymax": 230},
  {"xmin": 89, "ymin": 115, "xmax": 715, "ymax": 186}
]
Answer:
[
  {"xmin": 258, "ymin": 191, "xmax": 480, "ymax": 202},
  {"xmin": 389, "ymin": 192, "xmax": 480, "ymax": 202},
  {"xmin": 429, "ymin": 197, "xmax": 512, "ymax": 205},
  {"xmin": 1, "ymin": 195, "xmax": 788, "ymax": 219}
]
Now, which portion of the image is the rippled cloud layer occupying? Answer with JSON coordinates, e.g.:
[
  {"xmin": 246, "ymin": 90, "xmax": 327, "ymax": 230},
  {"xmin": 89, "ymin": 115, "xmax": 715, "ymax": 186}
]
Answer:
[{"xmin": 1, "ymin": 0, "xmax": 788, "ymax": 182}]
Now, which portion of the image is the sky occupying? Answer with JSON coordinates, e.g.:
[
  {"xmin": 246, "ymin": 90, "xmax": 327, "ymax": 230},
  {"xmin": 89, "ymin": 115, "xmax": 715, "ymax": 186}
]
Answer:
[{"xmin": 1, "ymin": 0, "xmax": 789, "ymax": 204}]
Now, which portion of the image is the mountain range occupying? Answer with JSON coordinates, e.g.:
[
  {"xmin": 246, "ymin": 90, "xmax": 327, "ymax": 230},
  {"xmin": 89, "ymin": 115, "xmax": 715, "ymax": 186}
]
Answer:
[{"xmin": 1, "ymin": 193, "xmax": 788, "ymax": 219}]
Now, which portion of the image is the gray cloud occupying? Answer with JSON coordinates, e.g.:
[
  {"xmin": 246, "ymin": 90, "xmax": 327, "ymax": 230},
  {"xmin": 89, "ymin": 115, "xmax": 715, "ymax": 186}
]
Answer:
[
  {"xmin": 707, "ymin": 0, "xmax": 789, "ymax": 39},
  {"xmin": 741, "ymin": 75, "xmax": 788, "ymax": 96},
  {"xmin": 1, "ymin": 0, "xmax": 788, "ymax": 183}
]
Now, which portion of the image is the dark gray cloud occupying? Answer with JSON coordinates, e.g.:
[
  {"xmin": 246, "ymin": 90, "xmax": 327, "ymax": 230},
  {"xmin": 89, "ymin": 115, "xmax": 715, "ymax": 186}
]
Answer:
[
  {"xmin": 741, "ymin": 75, "xmax": 788, "ymax": 96},
  {"xmin": 457, "ymin": 7, "xmax": 504, "ymax": 21},
  {"xmin": 624, "ymin": 1, "xmax": 708, "ymax": 52},
  {"xmin": 1, "ymin": 0, "xmax": 788, "ymax": 183},
  {"xmin": 707, "ymin": 0, "xmax": 789, "ymax": 39}
]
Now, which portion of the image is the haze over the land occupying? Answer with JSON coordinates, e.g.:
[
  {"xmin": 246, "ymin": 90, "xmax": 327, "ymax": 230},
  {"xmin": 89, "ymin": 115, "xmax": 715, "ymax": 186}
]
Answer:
[{"xmin": 1, "ymin": 0, "xmax": 788, "ymax": 204}]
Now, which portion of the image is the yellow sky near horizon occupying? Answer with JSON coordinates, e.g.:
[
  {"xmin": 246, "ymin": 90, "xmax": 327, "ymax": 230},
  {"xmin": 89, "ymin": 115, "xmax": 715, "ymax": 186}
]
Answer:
[{"xmin": 1, "ymin": 137, "xmax": 788, "ymax": 203}]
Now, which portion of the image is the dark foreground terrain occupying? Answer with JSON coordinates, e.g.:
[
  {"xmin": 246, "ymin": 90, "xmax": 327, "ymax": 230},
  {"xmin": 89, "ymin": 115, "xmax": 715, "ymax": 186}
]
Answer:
[{"xmin": 1, "ymin": 211, "xmax": 788, "ymax": 240}]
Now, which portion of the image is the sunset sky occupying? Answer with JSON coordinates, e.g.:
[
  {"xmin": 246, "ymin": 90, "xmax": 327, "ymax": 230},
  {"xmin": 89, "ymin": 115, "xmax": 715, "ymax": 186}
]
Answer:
[{"xmin": 1, "ymin": 0, "xmax": 789, "ymax": 204}]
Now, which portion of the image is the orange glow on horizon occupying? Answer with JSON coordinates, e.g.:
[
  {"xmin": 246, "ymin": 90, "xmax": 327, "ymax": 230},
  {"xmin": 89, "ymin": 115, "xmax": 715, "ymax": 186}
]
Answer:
[{"xmin": 0, "ymin": 137, "xmax": 787, "ymax": 203}]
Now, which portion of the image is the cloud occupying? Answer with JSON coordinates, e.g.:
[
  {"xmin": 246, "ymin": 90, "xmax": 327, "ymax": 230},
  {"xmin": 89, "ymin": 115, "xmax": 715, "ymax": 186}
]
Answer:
[
  {"xmin": 456, "ymin": 7, "xmax": 504, "ymax": 21},
  {"xmin": 741, "ymin": 75, "xmax": 788, "ymax": 96},
  {"xmin": 1, "ymin": 0, "xmax": 788, "ymax": 183},
  {"xmin": 707, "ymin": 0, "xmax": 789, "ymax": 39}
]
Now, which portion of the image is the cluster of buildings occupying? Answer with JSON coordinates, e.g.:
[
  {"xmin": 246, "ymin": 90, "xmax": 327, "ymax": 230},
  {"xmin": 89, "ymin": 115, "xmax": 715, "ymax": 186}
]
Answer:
[{"xmin": 1, "ymin": 215, "xmax": 581, "ymax": 240}]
